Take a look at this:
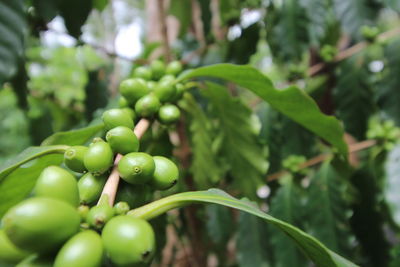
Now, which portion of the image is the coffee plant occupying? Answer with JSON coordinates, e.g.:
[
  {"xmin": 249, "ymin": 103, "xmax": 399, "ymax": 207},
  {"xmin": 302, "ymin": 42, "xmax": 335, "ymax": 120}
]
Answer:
[{"xmin": 1, "ymin": 0, "xmax": 400, "ymax": 266}]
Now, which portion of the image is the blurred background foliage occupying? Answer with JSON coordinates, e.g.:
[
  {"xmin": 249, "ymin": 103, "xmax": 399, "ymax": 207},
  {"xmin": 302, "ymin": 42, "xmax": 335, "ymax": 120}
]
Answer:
[{"xmin": 1, "ymin": 0, "xmax": 400, "ymax": 266}]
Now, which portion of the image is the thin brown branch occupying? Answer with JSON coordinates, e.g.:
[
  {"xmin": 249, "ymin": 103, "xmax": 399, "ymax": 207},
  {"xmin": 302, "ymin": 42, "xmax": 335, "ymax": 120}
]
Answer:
[
  {"xmin": 308, "ymin": 27, "xmax": 400, "ymax": 76},
  {"xmin": 266, "ymin": 139, "xmax": 378, "ymax": 182},
  {"xmin": 98, "ymin": 119, "xmax": 150, "ymax": 206}
]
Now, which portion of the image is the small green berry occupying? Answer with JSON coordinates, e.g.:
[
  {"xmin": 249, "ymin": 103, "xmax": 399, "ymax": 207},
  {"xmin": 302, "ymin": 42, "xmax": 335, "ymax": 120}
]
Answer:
[
  {"xmin": 64, "ymin": 146, "xmax": 88, "ymax": 173},
  {"xmin": 153, "ymin": 81, "xmax": 177, "ymax": 102},
  {"xmin": 158, "ymin": 104, "xmax": 181, "ymax": 125},
  {"xmin": 166, "ymin": 60, "xmax": 183, "ymax": 75},
  {"xmin": 86, "ymin": 204, "xmax": 114, "ymax": 230},
  {"xmin": 135, "ymin": 94, "xmax": 161, "ymax": 118},
  {"xmin": 150, "ymin": 60, "xmax": 165, "ymax": 80},
  {"xmin": 83, "ymin": 139, "xmax": 114, "ymax": 176},
  {"xmin": 102, "ymin": 109, "xmax": 134, "ymax": 131},
  {"xmin": 119, "ymin": 78, "xmax": 149, "ymax": 104},
  {"xmin": 106, "ymin": 126, "xmax": 139, "ymax": 155},
  {"xmin": 118, "ymin": 152, "xmax": 155, "ymax": 184},
  {"xmin": 113, "ymin": 202, "xmax": 130, "ymax": 215},
  {"xmin": 78, "ymin": 173, "xmax": 107, "ymax": 204},
  {"xmin": 150, "ymin": 156, "xmax": 179, "ymax": 190},
  {"xmin": 133, "ymin": 66, "xmax": 152, "ymax": 80}
]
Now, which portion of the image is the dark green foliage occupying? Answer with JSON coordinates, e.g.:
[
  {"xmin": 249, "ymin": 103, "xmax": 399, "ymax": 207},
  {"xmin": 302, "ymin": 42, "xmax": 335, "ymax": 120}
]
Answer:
[
  {"xmin": 334, "ymin": 57, "xmax": 375, "ymax": 140},
  {"xmin": 203, "ymin": 82, "xmax": 268, "ymax": 197}
]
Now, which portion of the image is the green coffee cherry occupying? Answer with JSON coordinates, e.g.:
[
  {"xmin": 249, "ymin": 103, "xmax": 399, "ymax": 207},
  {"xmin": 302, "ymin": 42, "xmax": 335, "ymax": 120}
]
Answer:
[
  {"xmin": 102, "ymin": 216, "xmax": 156, "ymax": 266},
  {"xmin": 118, "ymin": 96, "xmax": 129, "ymax": 108},
  {"xmin": 77, "ymin": 205, "xmax": 90, "ymax": 221},
  {"xmin": 150, "ymin": 60, "xmax": 165, "ymax": 80},
  {"xmin": 135, "ymin": 94, "xmax": 161, "ymax": 117},
  {"xmin": 3, "ymin": 197, "xmax": 80, "ymax": 253},
  {"xmin": 121, "ymin": 107, "xmax": 136, "ymax": 121},
  {"xmin": 133, "ymin": 66, "xmax": 152, "ymax": 80},
  {"xmin": 151, "ymin": 156, "xmax": 179, "ymax": 190},
  {"xmin": 158, "ymin": 104, "xmax": 181, "ymax": 125},
  {"xmin": 119, "ymin": 78, "xmax": 149, "ymax": 104},
  {"xmin": 102, "ymin": 109, "xmax": 134, "ymax": 131},
  {"xmin": 118, "ymin": 152, "xmax": 155, "ymax": 184},
  {"xmin": 54, "ymin": 230, "xmax": 103, "ymax": 267},
  {"xmin": 33, "ymin": 166, "xmax": 79, "ymax": 207},
  {"xmin": 171, "ymin": 83, "xmax": 185, "ymax": 101},
  {"xmin": 64, "ymin": 146, "xmax": 88, "ymax": 173},
  {"xmin": 83, "ymin": 139, "xmax": 114, "ymax": 176},
  {"xmin": 113, "ymin": 201, "xmax": 130, "ymax": 215},
  {"xmin": 115, "ymin": 183, "xmax": 152, "ymax": 208},
  {"xmin": 16, "ymin": 254, "xmax": 53, "ymax": 267},
  {"xmin": 0, "ymin": 229, "xmax": 29, "ymax": 264},
  {"xmin": 78, "ymin": 173, "xmax": 107, "ymax": 204},
  {"xmin": 106, "ymin": 126, "xmax": 139, "ymax": 155},
  {"xmin": 166, "ymin": 60, "xmax": 183, "ymax": 75},
  {"xmin": 86, "ymin": 203, "xmax": 114, "ymax": 230},
  {"xmin": 153, "ymin": 80, "xmax": 177, "ymax": 103},
  {"xmin": 147, "ymin": 81, "xmax": 157, "ymax": 90},
  {"xmin": 159, "ymin": 74, "xmax": 175, "ymax": 83}
]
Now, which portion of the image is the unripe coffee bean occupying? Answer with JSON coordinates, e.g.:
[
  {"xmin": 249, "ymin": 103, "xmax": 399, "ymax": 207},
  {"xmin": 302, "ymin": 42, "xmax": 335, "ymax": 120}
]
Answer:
[
  {"xmin": 135, "ymin": 94, "xmax": 161, "ymax": 118},
  {"xmin": 158, "ymin": 104, "xmax": 181, "ymax": 125},
  {"xmin": 64, "ymin": 146, "xmax": 88, "ymax": 173},
  {"xmin": 83, "ymin": 139, "xmax": 113, "ymax": 176},
  {"xmin": 113, "ymin": 201, "xmax": 130, "ymax": 215},
  {"xmin": 153, "ymin": 80, "xmax": 177, "ymax": 103},
  {"xmin": 106, "ymin": 126, "xmax": 139, "ymax": 155},
  {"xmin": 118, "ymin": 152, "xmax": 155, "ymax": 184},
  {"xmin": 119, "ymin": 78, "xmax": 149, "ymax": 104},
  {"xmin": 102, "ymin": 109, "xmax": 134, "ymax": 131},
  {"xmin": 166, "ymin": 60, "xmax": 183, "ymax": 75},
  {"xmin": 150, "ymin": 156, "xmax": 179, "ymax": 190},
  {"xmin": 133, "ymin": 66, "xmax": 152, "ymax": 80},
  {"xmin": 86, "ymin": 204, "xmax": 114, "ymax": 230},
  {"xmin": 78, "ymin": 173, "xmax": 107, "ymax": 204}
]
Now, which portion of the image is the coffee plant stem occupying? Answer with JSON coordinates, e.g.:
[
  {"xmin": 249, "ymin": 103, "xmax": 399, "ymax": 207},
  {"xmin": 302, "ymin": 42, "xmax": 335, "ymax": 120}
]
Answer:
[{"xmin": 97, "ymin": 119, "xmax": 150, "ymax": 206}]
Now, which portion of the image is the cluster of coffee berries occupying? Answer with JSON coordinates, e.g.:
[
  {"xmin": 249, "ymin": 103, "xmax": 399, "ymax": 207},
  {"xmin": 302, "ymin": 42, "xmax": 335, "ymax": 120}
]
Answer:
[
  {"xmin": 0, "ymin": 60, "xmax": 184, "ymax": 266},
  {"xmin": 119, "ymin": 60, "xmax": 185, "ymax": 125}
]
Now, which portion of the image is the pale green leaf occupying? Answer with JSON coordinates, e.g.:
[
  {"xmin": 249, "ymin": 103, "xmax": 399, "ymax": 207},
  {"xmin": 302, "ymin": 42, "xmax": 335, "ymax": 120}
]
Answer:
[
  {"xmin": 178, "ymin": 63, "xmax": 347, "ymax": 154},
  {"xmin": 180, "ymin": 94, "xmax": 222, "ymax": 188},
  {"xmin": 203, "ymin": 82, "xmax": 268, "ymax": 197}
]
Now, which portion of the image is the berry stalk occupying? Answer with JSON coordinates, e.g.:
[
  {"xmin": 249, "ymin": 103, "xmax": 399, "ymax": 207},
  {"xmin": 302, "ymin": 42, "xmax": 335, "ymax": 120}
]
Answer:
[{"xmin": 98, "ymin": 119, "xmax": 150, "ymax": 206}]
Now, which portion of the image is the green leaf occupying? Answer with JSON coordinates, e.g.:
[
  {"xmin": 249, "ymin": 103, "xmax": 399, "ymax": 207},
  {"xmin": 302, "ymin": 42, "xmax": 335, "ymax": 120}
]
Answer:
[
  {"xmin": 180, "ymin": 94, "xmax": 222, "ymax": 188},
  {"xmin": 375, "ymin": 39, "xmax": 400, "ymax": 126},
  {"xmin": 128, "ymin": 189, "xmax": 358, "ymax": 267},
  {"xmin": 334, "ymin": 56, "xmax": 375, "ymax": 140},
  {"xmin": 206, "ymin": 204, "xmax": 233, "ymax": 246},
  {"xmin": 93, "ymin": 0, "xmax": 108, "ymax": 11},
  {"xmin": 0, "ymin": 145, "xmax": 68, "ymax": 217},
  {"xmin": 179, "ymin": 63, "xmax": 347, "ymax": 154},
  {"xmin": 332, "ymin": 0, "xmax": 380, "ymax": 37},
  {"xmin": 306, "ymin": 161, "xmax": 354, "ymax": 257},
  {"xmin": 41, "ymin": 123, "xmax": 104, "ymax": 146},
  {"xmin": 237, "ymin": 210, "xmax": 271, "ymax": 267},
  {"xmin": 383, "ymin": 145, "xmax": 400, "ymax": 227},
  {"xmin": 269, "ymin": 175, "xmax": 307, "ymax": 267},
  {"xmin": 0, "ymin": 145, "xmax": 68, "ymax": 182},
  {"xmin": 58, "ymin": 0, "xmax": 92, "ymax": 38},
  {"xmin": 267, "ymin": 0, "xmax": 309, "ymax": 61},
  {"xmin": 203, "ymin": 82, "xmax": 268, "ymax": 197},
  {"xmin": 0, "ymin": 0, "xmax": 25, "ymax": 84}
]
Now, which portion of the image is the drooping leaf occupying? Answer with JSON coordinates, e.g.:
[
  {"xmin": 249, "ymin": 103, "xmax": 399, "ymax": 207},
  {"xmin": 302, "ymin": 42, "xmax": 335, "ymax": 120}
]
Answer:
[
  {"xmin": 180, "ymin": 94, "xmax": 222, "ymax": 188},
  {"xmin": 0, "ymin": 153, "xmax": 64, "ymax": 217},
  {"xmin": 0, "ymin": 0, "xmax": 26, "ymax": 84},
  {"xmin": 58, "ymin": 0, "xmax": 92, "ymax": 38},
  {"xmin": 306, "ymin": 161, "xmax": 354, "ymax": 257},
  {"xmin": 383, "ymin": 145, "xmax": 400, "ymax": 227},
  {"xmin": 129, "ymin": 188, "xmax": 358, "ymax": 267},
  {"xmin": 237, "ymin": 210, "xmax": 271, "ymax": 267},
  {"xmin": 334, "ymin": 56, "xmax": 375, "ymax": 140},
  {"xmin": 332, "ymin": 0, "xmax": 381, "ymax": 37},
  {"xmin": 227, "ymin": 23, "xmax": 261, "ymax": 64},
  {"xmin": 203, "ymin": 82, "xmax": 268, "ymax": 197},
  {"xmin": 178, "ymin": 63, "xmax": 347, "ymax": 154},
  {"xmin": 269, "ymin": 175, "xmax": 307, "ymax": 267},
  {"xmin": 375, "ymin": 39, "xmax": 400, "ymax": 126},
  {"xmin": 41, "ymin": 123, "xmax": 104, "ymax": 146},
  {"xmin": 93, "ymin": 0, "xmax": 108, "ymax": 11}
]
